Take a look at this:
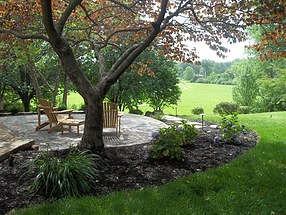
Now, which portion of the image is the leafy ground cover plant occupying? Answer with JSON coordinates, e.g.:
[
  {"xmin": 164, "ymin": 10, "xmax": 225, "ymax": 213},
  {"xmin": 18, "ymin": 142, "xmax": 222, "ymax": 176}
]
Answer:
[
  {"xmin": 149, "ymin": 121, "xmax": 198, "ymax": 161},
  {"xmin": 214, "ymin": 113, "xmax": 248, "ymax": 145},
  {"xmin": 27, "ymin": 147, "xmax": 99, "ymax": 199}
]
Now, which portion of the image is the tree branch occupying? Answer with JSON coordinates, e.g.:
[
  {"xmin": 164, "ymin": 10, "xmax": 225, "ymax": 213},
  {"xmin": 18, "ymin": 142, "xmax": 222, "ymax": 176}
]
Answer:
[
  {"xmin": 105, "ymin": 0, "xmax": 169, "ymax": 89},
  {"xmin": 41, "ymin": 0, "xmax": 59, "ymax": 40},
  {"xmin": 109, "ymin": 0, "xmax": 140, "ymax": 13},
  {"xmin": 101, "ymin": 27, "xmax": 150, "ymax": 49},
  {"xmin": 109, "ymin": 44, "xmax": 139, "ymax": 74},
  {"xmin": 57, "ymin": 0, "xmax": 83, "ymax": 35},
  {"xmin": 78, "ymin": 3, "xmax": 99, "ymax": 28},
  {"xmin": 0, "ymin": 29, "xmax": 49, "ymax": 41}
]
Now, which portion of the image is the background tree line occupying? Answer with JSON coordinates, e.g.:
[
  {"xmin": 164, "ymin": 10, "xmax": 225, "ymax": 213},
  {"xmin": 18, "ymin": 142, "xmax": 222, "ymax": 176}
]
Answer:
[
  {"xmin": 231, "ymin": 26, "xmax": 286, "ymax": 113},
  {"xmin": 177, "ymin": 60, "xmax": 235, "ymax": 85}
]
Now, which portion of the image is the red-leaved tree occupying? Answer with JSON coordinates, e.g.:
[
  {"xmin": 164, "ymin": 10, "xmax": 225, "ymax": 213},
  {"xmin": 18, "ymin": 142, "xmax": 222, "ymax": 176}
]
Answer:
[
  {"xmin": 247, "ymin": 0, "xmax": 286, "ymax": 61},
  {"xmin": 1, "ymin": 0, "xmax": 254, "ymax": 151}
]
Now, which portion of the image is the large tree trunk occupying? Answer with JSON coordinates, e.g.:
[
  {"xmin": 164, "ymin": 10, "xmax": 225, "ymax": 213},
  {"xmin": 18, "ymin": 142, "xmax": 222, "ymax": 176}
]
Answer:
[
  {"xmin": 49, "ymin": 39, "xmax": 106, "ymax": 150},
  {"xmin": 80, "ymin": 96, "xmax": 104, "ymax": 150}
]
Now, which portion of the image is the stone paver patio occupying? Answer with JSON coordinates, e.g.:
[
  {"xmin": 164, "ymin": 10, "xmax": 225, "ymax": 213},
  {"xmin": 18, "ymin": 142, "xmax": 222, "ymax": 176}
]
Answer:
[{"xmin": 0, "ymin": 113, "xmax": 168, "ymax": 158}]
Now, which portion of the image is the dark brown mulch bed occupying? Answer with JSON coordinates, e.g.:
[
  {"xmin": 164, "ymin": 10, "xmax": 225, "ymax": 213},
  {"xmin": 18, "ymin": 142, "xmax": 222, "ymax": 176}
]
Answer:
[{"xmin": 0, "ymin": 127, "xmax": 258, "ymax": 215}]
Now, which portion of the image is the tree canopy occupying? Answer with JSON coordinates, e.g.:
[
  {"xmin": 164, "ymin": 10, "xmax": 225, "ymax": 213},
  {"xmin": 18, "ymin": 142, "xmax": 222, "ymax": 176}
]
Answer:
[
  {"xmin": 248, "ymin": 0, "xmax": 286, "ymax": 61},
  {"xmin": 1, "ymin": 0, "xmax": 282, "ymax": 150}
]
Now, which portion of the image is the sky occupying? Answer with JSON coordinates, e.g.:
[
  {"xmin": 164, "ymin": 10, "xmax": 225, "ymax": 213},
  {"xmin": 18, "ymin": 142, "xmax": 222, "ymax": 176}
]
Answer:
[{"xmin": 190, "ymin": 40, "xmax": 249, "ymax": 62}]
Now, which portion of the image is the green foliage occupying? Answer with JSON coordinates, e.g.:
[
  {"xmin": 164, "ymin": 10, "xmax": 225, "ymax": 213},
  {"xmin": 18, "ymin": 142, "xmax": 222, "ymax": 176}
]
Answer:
[
  {"xmin": 180, "ymin": 120, "xmax": 199, "ymax": 144},
  {"xmin": 213, "ymin": 102, "xmax": 239, "ymax": 115},
  {"xmin": 107, "ymin": 50, "xmax": 181, "ymax": 112},
  {"xmin": 29, "ymin": 147, "xmax": 99, "ymax": 198},
  {"xmin": 71, "ymin": 104, "xmax": 77, "ymax": 110},
  {"xmin": 149, "ymin": 121, "xmax": 198, "ymax": 161},
  {"xmin": 191, "ymin": 107, "xmax": 204, "ymax": 115},
  {"xmin": 238, "ymin": 106, "xmax": 251, "ymax": 114},
  {"xmin": 152, "ymin": 110, "xmax": 164, "ymax": 120},
  {"xmin": 79, "ymin": 103, "xmax": 86, "ymax": 111},
  {"xmin": 178, "ymin": 60, "xmax": 234, "ymax": 84},
  {"xmin": 183, "ymin": 66, "xmax": 195, "ymax": 81},
  {"xmin": 256, "ymin": 69, "xmax": 286, "ymax": 112},
  {"xmin": 15, "ymin": 112, "xmax": 286, "ymax": 215},
  {"xmin": 217, "ymin": 113, "xmax": 247, "ymax": 145},
  {"xmin": 232, "ymin": 67, "xmax": 259, "ymax": 107},
  {"xmin": 57, "ymin": 104, "xmax": 67, "ymax": 111},
  {"xmin": 6, "ymin": 103, "xmax": 23, "ymax": 114},
  {"xmin": 149, "ymin": 125, "xmax": 184, "ymax": 160},
  {"xmin": 129, "ymin": 108, "xmax": 144, "ymax": 115}
]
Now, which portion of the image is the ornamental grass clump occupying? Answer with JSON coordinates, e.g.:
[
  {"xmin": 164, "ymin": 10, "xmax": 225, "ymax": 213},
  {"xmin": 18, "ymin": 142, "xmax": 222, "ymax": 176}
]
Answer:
[
  {"xmin": 149, "ymin": 120, "xmax": 198, "ymax": 161},
  {"xmin": 29, "ymin": 147, "xmax": 99, "ymax": 199}
]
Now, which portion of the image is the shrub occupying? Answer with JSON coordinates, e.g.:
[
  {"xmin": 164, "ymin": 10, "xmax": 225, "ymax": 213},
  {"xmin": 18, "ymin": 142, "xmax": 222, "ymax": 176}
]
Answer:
[
  {"xmin": 152, "ymin": 110, "xmax": 164, "ymax": 120},
  {"xmin": 79, "ymin": 103, "xmax": 86, "ymax": 111},
  {"xmin": 129, "ymin": 108, "xmax": 144, "ymax": 115},
  {"xmin": 181, "ymin": 120, "xmax": 199, "ymax": 145},
  {"xmin": 213, "ymin": 102, "xmax": 239, "ymax": 115},
  {"xmin": 238, "ymin": 106, "xmax": 251, "ymax": 114},
  {"xmin": 29, "ymin": 148, "xmax": 99, "ymax": 198},
  {"xmin": 149, "ymin": 120, "xmax": 198, "ymax": 161},
  {"xmin": 192, "ymin": 107, "xmax": 204, "ymax": 115},
  {"xmin": 57, "ymin": 104, "xmax": 67, "ymax": 111},
  {"xmin": 145, "ymin": 111, "xmax": 153, "ymax": 117},
  {"xmin": 149, "ymin": 125, "xmax": 184, "ymax": 160},
  {"xmin": 6, "ymin": 105, "xmax": 23, "ymax": 114},
  {"xmin": 71, "ymin": 104, "xmax": 78, "ymax": 110},
  {"xmin": 215, "ymin": 113, "xmax": 248, "ymax": 145}
]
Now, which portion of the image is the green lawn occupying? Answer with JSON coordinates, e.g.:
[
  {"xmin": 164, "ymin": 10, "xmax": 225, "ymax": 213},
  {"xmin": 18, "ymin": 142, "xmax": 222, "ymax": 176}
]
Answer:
[
  {"xmin": 16, "ymin": 111, "xmax": 286, "ymax": 215},
  {"xmin": 66, "ymin": 82, "xmax": 233, "ymax": 115},
  {"xmin": 164, "ymin": 82, "xmax": 233, "ymax": 115},
  {"xmin": 66, "ymin": 92, "xmax": 84, "ymax": 110}
]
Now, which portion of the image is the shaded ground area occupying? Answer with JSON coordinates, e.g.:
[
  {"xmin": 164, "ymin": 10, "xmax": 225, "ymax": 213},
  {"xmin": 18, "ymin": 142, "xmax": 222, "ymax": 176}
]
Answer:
[{"xmin": 0, "ymin": 123, "xmax": 258, "ymax": 214}]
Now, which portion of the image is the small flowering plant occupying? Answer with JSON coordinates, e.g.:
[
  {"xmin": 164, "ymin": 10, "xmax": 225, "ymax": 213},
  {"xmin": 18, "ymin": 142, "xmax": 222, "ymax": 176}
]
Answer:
[
  {"xmin": 149, "ymin": 120, "xmax": 198, "ymax": 161},
  {"xmin": 150, "ymin": 125, "xmax": 184, "ymax": 160},
  {"xmin": 215, "ymin": 113, "xmax": 248, "ymax": 145}
]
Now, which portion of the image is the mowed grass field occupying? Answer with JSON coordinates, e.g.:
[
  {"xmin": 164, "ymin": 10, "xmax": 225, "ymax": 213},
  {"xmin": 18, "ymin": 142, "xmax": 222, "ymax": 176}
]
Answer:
[
  {"xmin": 156, "ymin": 82, "xmax": 233, "ymax": 115},
  {"xmin": 67, "ymin": 82, "xmax": 233, "ymax": 115}
]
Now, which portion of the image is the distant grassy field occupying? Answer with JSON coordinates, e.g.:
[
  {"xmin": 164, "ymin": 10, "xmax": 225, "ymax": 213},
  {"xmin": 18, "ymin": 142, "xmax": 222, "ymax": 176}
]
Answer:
[
  {"xmin": 140, "ymin": 82, "xmax": 233, "ymax": 115},
  {"xmin": 66, "ymin": 82, "xmax": 233, "ymax": 115}
]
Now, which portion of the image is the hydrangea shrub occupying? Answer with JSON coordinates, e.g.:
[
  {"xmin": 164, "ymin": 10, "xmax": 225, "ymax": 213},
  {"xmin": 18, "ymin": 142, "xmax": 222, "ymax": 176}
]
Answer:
[
  {"xmin": 149, "ymin": 120, "xmax": 198, "ymax": 161},
  {"xmin": 214, "ymin": 113, "xmax": 248, "ymax": 145}
]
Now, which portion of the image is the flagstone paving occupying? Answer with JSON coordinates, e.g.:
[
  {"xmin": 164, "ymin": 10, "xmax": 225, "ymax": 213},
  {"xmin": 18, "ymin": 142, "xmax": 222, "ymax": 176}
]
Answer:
[
  {"xmin": 0, "ymin": 113, "xmax": 217, "ymax": 161},
  {"xmin": 0, "ymin": 123, "xmax": 34, "ymax": 162},
  {"xmin": 0, "ymin": 113, "xmax": 168, "ymax": 154}
]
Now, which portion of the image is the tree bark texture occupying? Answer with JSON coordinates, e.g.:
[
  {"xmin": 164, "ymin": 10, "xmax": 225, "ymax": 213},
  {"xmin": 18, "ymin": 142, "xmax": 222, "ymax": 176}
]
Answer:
[{"xmin": 62, "ymin": 73, "xmax": 69, "ymax": 107}]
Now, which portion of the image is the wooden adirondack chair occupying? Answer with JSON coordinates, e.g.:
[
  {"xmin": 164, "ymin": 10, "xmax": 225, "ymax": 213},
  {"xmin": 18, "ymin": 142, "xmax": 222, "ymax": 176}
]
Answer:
[
  {"xmin": 103, "ymin": 102, "xmax": 122, "ymax": 135},
  {"xmin": 36, "ymin": 99, "xmax": 84, "ymax": 135}
]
